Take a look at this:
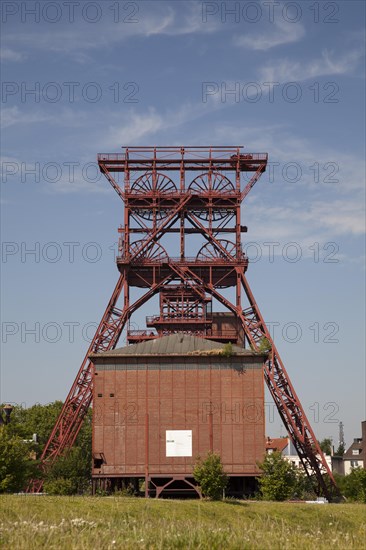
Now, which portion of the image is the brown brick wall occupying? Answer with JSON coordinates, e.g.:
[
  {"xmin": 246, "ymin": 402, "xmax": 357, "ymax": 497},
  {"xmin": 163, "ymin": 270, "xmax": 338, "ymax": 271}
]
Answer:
[{"xmin": 93, "ymin": 366, "xmax": 265, "ymax": 477}]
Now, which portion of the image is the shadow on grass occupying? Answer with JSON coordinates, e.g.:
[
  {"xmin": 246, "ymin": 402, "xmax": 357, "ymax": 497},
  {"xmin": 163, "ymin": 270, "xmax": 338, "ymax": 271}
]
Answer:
[{"xmin": 222, "ymin": 499, "xmax": 249, "ymax": 506}]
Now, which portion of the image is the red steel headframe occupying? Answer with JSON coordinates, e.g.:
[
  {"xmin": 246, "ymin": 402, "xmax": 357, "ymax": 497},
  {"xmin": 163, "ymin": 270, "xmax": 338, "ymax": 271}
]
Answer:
[{"xmin": 28, "ymin": 146, "xmax": 340, "ymax": 500}]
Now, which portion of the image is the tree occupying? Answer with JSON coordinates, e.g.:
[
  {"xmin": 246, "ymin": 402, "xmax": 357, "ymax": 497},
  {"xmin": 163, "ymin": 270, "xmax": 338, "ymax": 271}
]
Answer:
[
  {"xmin": 338, "ymin": 468, "xmax": 366, "ymax": 503},
  {"xmin": 44, "ymin": 446, "xmax": 90, "ymax": 494},
  {"xmin": 335, "ymin": 443, "xmax": 345, "ymax": 456},
  {"xmin": 43, "ymin": 477, "xmax": 76, "ymax": 496},
  {"xmin": 257, "ymin": 451, "xmax": 305, "ymax": 501},
  {"xmin": 0, "ymin": 428, "xmax": 37, "ymax": 492},
  {"xmin": 6, "ymin": 401, "xmax": 63, "ymax": 447},
  {"xmin": 0, "ymin": 402, "xmax": 92, "ymax": 493},
  {"xmin": 193, "ymin": 452, "xmax": 228, "ymax": 500},
  {"xmin": 42, "ymin": 409, "xmax": 92, "ymax": 494},
  {"xmin": 319, "ymin": 438, "xmax": 332, "ymax": 455}
]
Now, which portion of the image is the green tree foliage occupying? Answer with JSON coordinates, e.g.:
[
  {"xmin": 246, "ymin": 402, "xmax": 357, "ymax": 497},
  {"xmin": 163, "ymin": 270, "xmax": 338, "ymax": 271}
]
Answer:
[
  {"xmin": 42, "ymin": 409, "xmax": 92, "ymax": 494},
  {"xmin": 257, "ymin": 451, "xmax": 307, "ymax": 501},
  {"xmin": 76, "ymin": 408, "xmax": 92, "ymax": 459},
  {"xmin": 257, "ymin": 336, "xmax": 272, "ymax": 353},
  {"xmin": 45, "ymin": 446, "xmax": 91, "ymax": 494},
  {"xmin": 193, "ymin": 452, "xmax": 228, "ymax": 500},
  {"xmin": 335, "ymin": 443, "xmax": 345, "ymax": 456},
  {"xmin": 6, "ymin": 401, "xmax": 63, "ymax": 447},
  {"xmin": 337, "ymin": 468, "xmax": 366, "ymax": 503},
  {"xmin": 222, "ymin": 342, "xmax": 233, "ymax": 357},
  {"xmin": 43, "ymin": 477, "xmax": 76, "ymax": 496},
  {"xmin": 0, "ymin": 402, "xmax": 92, "ymax": 493},
  {"xmin": 319, "ymin": 438, "xmax": 333, "ymax": 455},
  {"xmin": 0, "ymin": 428, "xmax": 37, "ymax": 492}
]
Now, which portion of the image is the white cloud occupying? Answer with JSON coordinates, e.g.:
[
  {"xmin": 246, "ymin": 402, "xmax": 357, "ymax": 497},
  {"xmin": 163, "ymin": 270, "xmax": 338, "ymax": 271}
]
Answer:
[
  {"xmin": 102, "ymin": 100, "xmax": 223, "ymax": 149},
  {"xmin": 309, "ymin": 200, "xmax": 365, "ymax": 236},
  {"xmin": 4, "ymin": 3, "xmax": 218, "ymax": 56},
  {"xmin": 106, "ymin": 109, "xmax": 164, "ymax": 146},
  {"xmin": 0, "ymin": 48, "xmax": 26, "ymax": 62},
  {"xmin": 171, "ymin": 2, "xmax": 219, "ymax": 35},
  {"xmin": 44, "ymin": 172, "xmax": 110, "ymax": 196},
  {"xmin": 0, "ymin": 152, "xmax": 109, "ymax": 195},
  {"xmin": 1, "ymin": 106, "xmax": 51, "ymax": 129},
  {"xmin": 234, "ymin": 15, "xmax": 305, "ymax": 51},
  {"xmin": 259, "ymin": 48, "xmax": 364, "ymax": 82},
  {"xmin": 247, "ymin": 198, "xmax": 365, "ymax": 243},
  {"xmin": 1, "ymin": 106, "xmax": 88, "ymax": 129}
]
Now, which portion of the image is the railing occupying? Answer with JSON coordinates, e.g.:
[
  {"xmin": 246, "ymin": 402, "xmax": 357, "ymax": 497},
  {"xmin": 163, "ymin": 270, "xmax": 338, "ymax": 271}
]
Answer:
[
  {"xmin": 98, "ymin": 154, "xmax": 125, "ymax": 161},
  {"xmin": 127, "ymin": 329, "xmax": 238, "ymax": 339},
  {"xmin": 246, "ymin": 153, "xmax": 268, "ymax": 161},
  {"xmin": 117, "ymin": 256, "xmax": 248, "ymax": 266},
  {"xmin": 99, "ymin": 147, "xmax": 243, "ymax": 160},
  {"xmin": 205, "ymin": 330, "xmax": 238, "ymax": 339},
  {"xmin": 128, "ymin": 330, "xmax": 157, "ymax": 338},
  {"xmin": 125, "ymin": 188, "xmax": 240, "ymax": 197},
  {"xmin": 98, "ymin": 151, "xmax": 268, "ymax": 163},
  {"xmin": 146, "ymin": 315, "xmax": 212, "ymax": 324}
]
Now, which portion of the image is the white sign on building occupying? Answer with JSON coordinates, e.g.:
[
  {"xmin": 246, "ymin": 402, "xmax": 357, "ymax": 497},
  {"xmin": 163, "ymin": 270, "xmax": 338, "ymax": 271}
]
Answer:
[{"xmin": 166, "ymin": 430, "xmax": 192, "ymax": 457}]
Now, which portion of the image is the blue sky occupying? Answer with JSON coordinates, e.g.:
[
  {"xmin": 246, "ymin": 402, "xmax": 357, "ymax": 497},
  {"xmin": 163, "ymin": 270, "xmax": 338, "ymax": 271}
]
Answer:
[{"xmin": 1, "ymin": 1, "xmax": 365, "ymax": 447}]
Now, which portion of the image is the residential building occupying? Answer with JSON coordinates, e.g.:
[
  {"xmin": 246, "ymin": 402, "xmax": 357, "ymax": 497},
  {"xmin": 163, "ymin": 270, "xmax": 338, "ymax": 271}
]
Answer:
[
  {"xmin": 343, "ymin": 421, "xmax": 366, "ymax": 475},
  {"xmin": 265, "ymin": 436, "xmax": 333, "ymax": 472}
]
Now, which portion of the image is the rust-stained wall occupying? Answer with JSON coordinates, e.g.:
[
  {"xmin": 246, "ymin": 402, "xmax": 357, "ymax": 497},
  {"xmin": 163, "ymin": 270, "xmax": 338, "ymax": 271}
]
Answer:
[
  {"xmin": 211, "ymin": 312, "xmax": 245, "ymax": 345},
  {"xmin": 92, "ymin": 360, "xmax": 265, "ymax": 478}
]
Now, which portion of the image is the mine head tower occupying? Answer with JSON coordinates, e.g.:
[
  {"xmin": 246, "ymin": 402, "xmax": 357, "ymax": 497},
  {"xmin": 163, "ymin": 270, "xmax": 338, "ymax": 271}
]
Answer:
[
  {"xmin": 31, "ymin": 146, "xmax": 339, "ymax": 500},
  {"xmin": 104, "ymin": 146, "xmax": 260, "ymax": 345}
]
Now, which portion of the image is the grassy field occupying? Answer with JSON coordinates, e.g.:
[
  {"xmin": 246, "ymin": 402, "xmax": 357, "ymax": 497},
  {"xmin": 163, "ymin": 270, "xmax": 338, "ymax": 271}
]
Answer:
[{"xmin": 0, "ymin": 496, "xmax": 365, "ymax": 549}]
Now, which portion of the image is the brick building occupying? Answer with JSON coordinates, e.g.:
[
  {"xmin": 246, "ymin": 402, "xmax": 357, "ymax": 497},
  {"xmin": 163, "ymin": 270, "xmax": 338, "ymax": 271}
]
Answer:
[{"xmin": 90, "ymin": 333, "xmax": 267, "ymax": 497}]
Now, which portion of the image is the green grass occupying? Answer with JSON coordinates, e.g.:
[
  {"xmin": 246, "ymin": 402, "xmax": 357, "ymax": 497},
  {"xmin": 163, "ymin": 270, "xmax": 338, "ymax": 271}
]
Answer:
[{"xmin": 0, "ymin": 496, "xmax": 365, "ymax": 549}]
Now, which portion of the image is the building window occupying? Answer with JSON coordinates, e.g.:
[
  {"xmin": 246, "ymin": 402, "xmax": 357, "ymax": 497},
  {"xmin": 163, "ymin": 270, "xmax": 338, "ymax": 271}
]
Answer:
[
  {"xmin": 351, "ymin": 460, "xmax": 359, "ymax": 468},
  {"xmin": 352, "ymin": 449, "xmax": 360, "ymax": 455}
]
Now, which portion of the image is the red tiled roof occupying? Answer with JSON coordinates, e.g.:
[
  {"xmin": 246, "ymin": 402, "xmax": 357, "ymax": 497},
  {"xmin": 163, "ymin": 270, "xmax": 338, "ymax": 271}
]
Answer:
[{"xmin": 266, "ymin": 437, "xmax": 288, "ymax": 452}]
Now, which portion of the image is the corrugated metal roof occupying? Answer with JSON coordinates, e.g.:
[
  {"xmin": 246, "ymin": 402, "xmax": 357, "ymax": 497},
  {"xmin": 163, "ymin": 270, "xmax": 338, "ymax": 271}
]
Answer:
[{"xmin": 90, "ymin": 333, "xmax": 261, "ymax": 357}]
